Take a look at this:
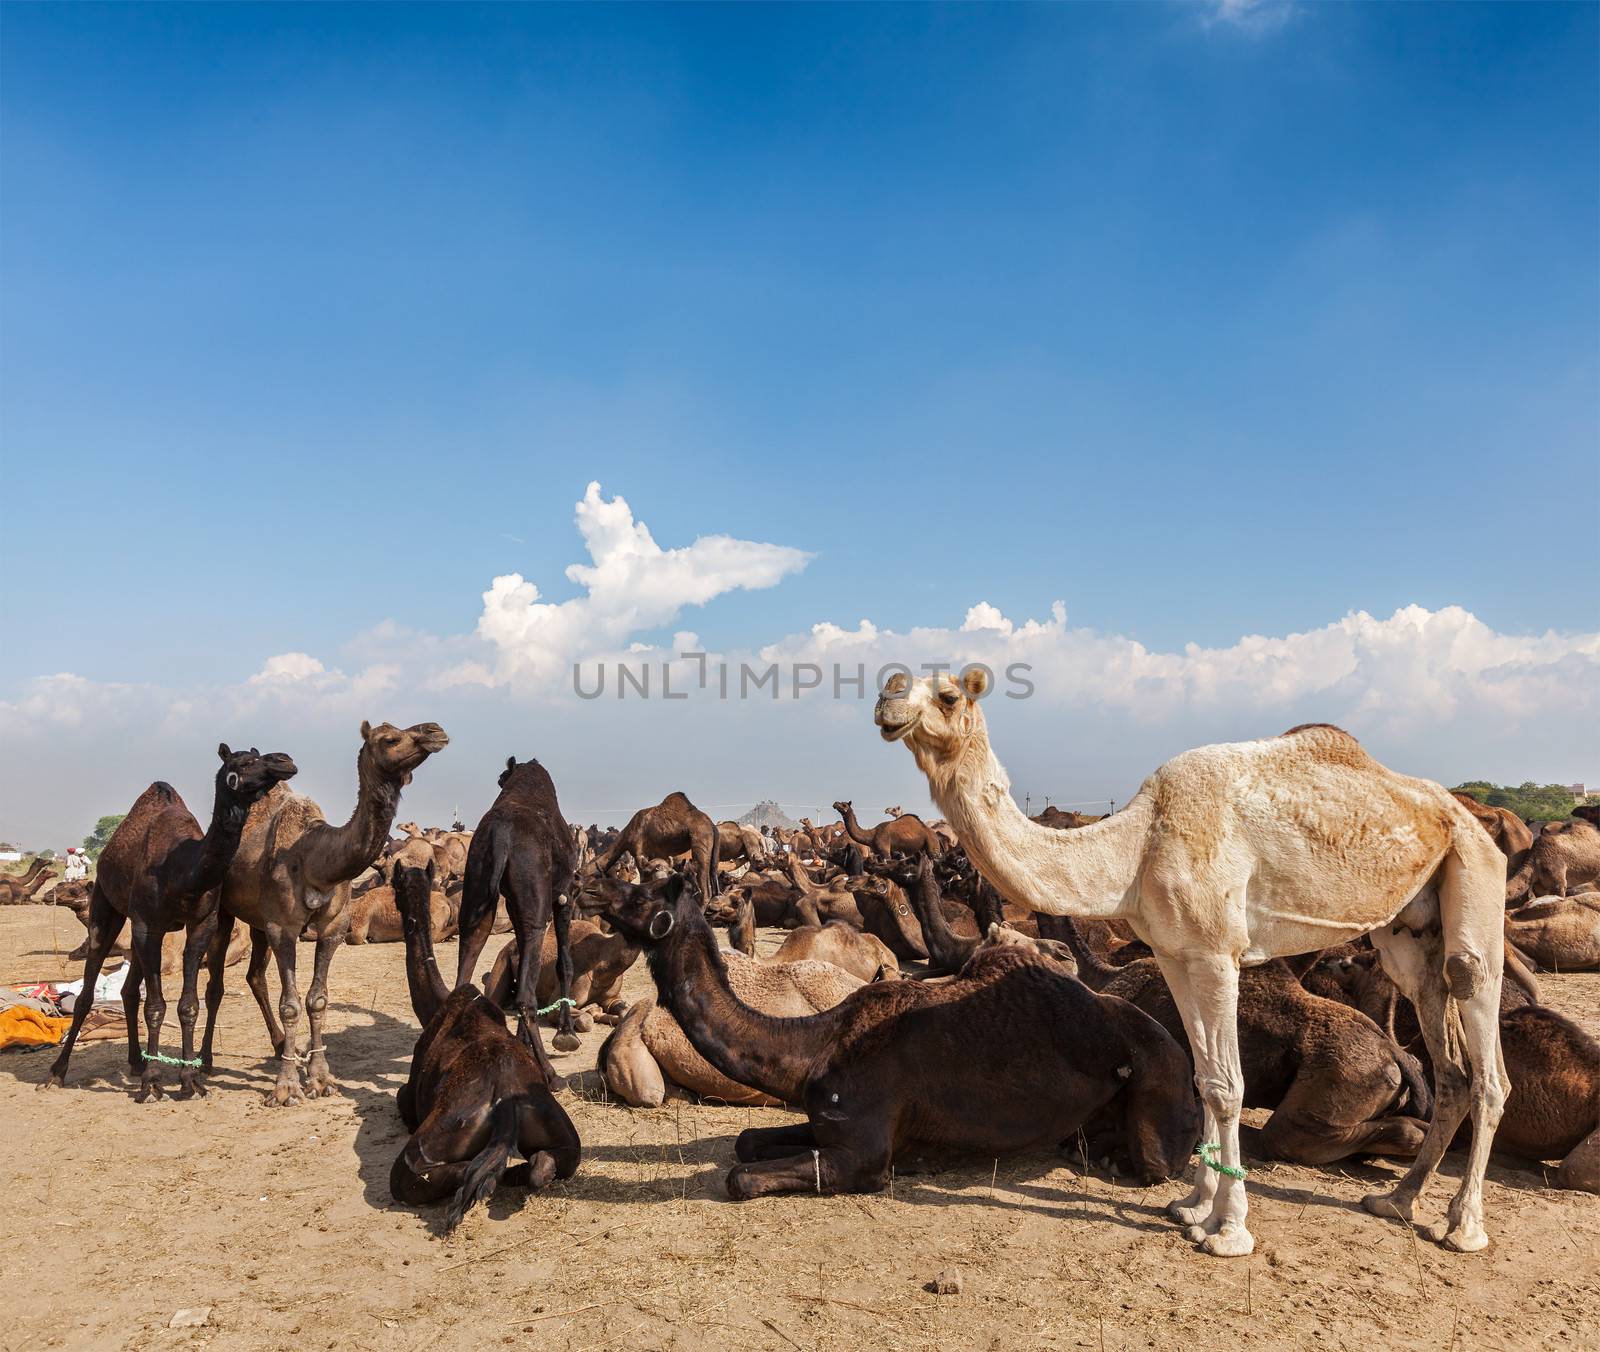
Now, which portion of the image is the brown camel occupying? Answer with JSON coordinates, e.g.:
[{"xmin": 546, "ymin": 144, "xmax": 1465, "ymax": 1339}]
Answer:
[
  {"xmin": 46, "ymin": 746, "xmax": 299, "ymax": 1099},
  {"xmin": 1504, "ymin": 893, "xmax": 1600, "ymax": 971},
  {"xmin": 482, "ymin": 915, "xmax": 642, "ymax": 1031},
  {"xmin": 209, "ymin": 720, "xmax": 448, "ymax": 1105},
  {"xmin": 347, "ymin": 877, "xmax": 460, "ymax": 945},
  {"xmin": 0, "ymin": 860, "xmax": 58, "ymax": 905},
  {"xmin": 715, "ymin": 821, "xmax": 768, "ymax": 866},
  {"xmin": 605, "ymin": 874, "xmax": 1200, "ymax": 1192},
  {"xmin": 1451, "ymin": 792, "xmax": 1535, "ymax": 880},
  {"xmin": 1032, "ymin": 806, "xmax": 1106, "ymax": 830},
  {"xmin": 594, "ymin": 791, "xmax": 720, "ymax": 903},
  {"xmin": 833, "ymin": 800, "xmax": 942, "ymax": 858},
  {"xmin": 453, "ymin": 756, "xmax": 581, "ymax": 1080},
  {"xmin": 726, "ymin": 893, "xmax": 900, "ymax": 983},
  {"xmin": 1506, "ymin": 815, "xmax": 1600, "ymax": 902},
  {"xmin": 391, "ymin": 864, "xmax": 580, "ymax": 1229},
  {"xmin": 1057, "ymin": 920, "xmax": 1432, "ymax": 1165},
  {"xmin": 1318, "ymin": 950, "xmax": 1599, "ymax": 1191}
]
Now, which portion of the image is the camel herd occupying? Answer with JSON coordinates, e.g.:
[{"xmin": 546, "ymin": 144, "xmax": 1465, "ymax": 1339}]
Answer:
[{"xmin": 17, "ymin": 681, "xmax": 1600, "ymax": 1260}]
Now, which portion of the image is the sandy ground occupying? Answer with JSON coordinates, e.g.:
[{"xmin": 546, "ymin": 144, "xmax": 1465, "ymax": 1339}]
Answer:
[{"xmin": 1, "ymin": 902, "xmax": 1596, "ymax": 1352}]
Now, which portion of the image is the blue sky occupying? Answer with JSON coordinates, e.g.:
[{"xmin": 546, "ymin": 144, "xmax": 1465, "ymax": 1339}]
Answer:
[{"xmin": 2, "ymin": 3, "xmax": 1597, "ymax": 844}]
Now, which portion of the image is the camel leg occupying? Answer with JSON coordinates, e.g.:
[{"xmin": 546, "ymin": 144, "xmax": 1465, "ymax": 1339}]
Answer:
[
  {"xmin": 550, "ymin": 889, "xmax": 580, "ymax": 1053},
  {"xmin": 514, "ymin": 1095, "xmax": 582, "ymax": 1183},
  {"xmin": 122, "ymin": 944, "xmax": 146, "ymax": 1077},
  {"xmin": 301, "ymin": 923, "xmax": 345, "ymax": 1097},
  {"xmin": 389, "ymin": 1102, "xmax": 493, "ymax": 1206},
  {"xmin": 1258, "ymin": 1049, "xmax": 1428, "ymax": 1165},
  {"xmin": 1157, "ymin": 951, "xmax": 1253, "ymax": 1257},
  {"xmin": 511, "ymin": 918, "xmax": 561, "ymax": 1085},
  {"xmin": 1555, "ymin": 1125, "xmax": 1600, "ymax": 1194},
  {"xmin": 264, "ymin": 928, "xmax": 305, "ymax": 1107},
  {"xmin": 44, "ymin": 885, "xmax": 123, "ymax": 1089},
  {"xmin": 244, "ymin": 927, "xmax": 285, "ymax": 1057},
  {"xmin": 452, "ymin": 885, "xmax": 499, "ymax": 993},
  {"xmin": 173, "ymin": 915, "xmax": 212, "ymax": 1098},
  {"xmin": 1361, "ymin": 930, "xmax": 1475, "ymax": 1232},
  {"xmin": 726, "ymin": 1136, "xmax": 890, "ymax": 1200},
  {"xmin": 130, "ymin": 919, "xmax": 169, "ymax": 1103},
  {"xmin": 1426, "ymin": 982, "xmax": 1506, "ymax": 1251},
  {"xmin": 199, "ymin": 909, "xmax": 236, "ymax": 1071},
  {"xmin": 734, "ymin": 1123, "xmax": 819, "ymax": 1163},
  {"xmin": 1157, "ymin": 959, "xmax": 1218, "ymax": 1230}
]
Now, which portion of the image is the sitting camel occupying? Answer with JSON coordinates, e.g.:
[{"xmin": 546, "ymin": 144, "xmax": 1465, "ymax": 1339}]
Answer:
[
  {"xmin": 1503, "ymin": 894, "xmax": 1600, "ymax": 972},
  {"xmin": 726, "ymin": 893, "xmax": 899, "ymax": 983},
  {"xmin": 0, "ymin": 858, "xmax": 58, "ymax": 906},
  {"xmin": 1506, "ymin": 813, "xmax": 1600, "ymax": 902},
  {"xmin": 594, "ymin": 791, "xmax": 721, "ymax": 904},
  {"xmin": 47, "ymin": 746, "xmax": 299, "ymax": 1100},
  {"xmin": 347, "ymin": 878, "xmax": 461, "ymax": 945},
  {"xmin": 453, "ymin": 757, "xmax": 582, "ymax": 1080},
  {"xmin": 1057, "ymin": 920, "xmax": 1432, "ymax": 1165},
  {"xmin": 1318, "ymin": 950, "xmax": 1599, "ymax": 1192},
  {"xmin": 833, "ymin": 800, "xmax": 943, "ymax": 858},
  {"xmin": 56, "ymin": 885, "xmax": 251, "ymax": 970},
  {"xmin": 876, "ymin": 672, "xmax": 1508, "ymax": 1256},
  {"xmin": 482, "ymin": 915, "xmax": 641, "ymax": 1030},
  {"xmin": 604, "ymin": 875, "xmax": 1200, "ymax": 1191},
  {"xmin": 391, "ymin": 865, "xmax": 580, "ymax": 1229}
]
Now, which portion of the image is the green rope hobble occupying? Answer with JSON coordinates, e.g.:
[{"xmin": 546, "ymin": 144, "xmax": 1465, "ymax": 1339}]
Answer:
[
  {"xmin": 536, "ymin": 996, "xmax": 577, "ymax": 1017},
  {"xmin": 1195, "ymin": 1142, "xmax": 1248, "ymax": 1180},
  {"xmin": 142, "ymin": 1049, "xmax": 203, "ymax": 1069}
]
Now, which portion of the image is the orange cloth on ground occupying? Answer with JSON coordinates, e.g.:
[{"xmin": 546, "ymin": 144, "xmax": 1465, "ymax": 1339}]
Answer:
[{"xmin": 0, "ymin": 1004, "xmax": 70, "ymax": 1050}]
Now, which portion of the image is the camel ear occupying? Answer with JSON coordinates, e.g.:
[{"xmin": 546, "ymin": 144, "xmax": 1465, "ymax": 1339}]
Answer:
[
  {"xmin": 360, "ymin": 720, "xmax": 372, "ymax": 741},
  {"xmin": 960, "ymin": 665, "xmax": 991, "ymax": 699},
  {"xmin": 218, "ymin": 743, "xmax": 231, "ymax": 761},
  {"xmin": 506, "ymin": 756, "xmax": 517, "ymax": 774}
]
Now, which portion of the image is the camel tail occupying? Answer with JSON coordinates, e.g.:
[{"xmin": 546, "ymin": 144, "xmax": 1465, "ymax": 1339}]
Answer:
[
  {"xmin": 1393, "ymin": 1045, "xmax": 1434, "ymax": 1121},
  {"xmin": 1439, "ymin": 828, "xmax": 1508, "ymax": 1003},
  {"xmin": 446, "ymin": 1095, "xmax": 520, "ymax": 1231}
]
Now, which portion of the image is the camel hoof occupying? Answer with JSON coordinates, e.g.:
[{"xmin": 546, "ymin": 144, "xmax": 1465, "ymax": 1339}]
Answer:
[
  {"xmin": 1439, "ymin": 1222, "xmax": 1489, "ymax": 1253},
  {"xmin": 725, "ymin": 1167, "xmax": 758, "ymax": 1201},
  {"xmin": 38, "ymin": 1075, "xmax": 63, "ymax": 1092},
  {"xmin": 265, "ymin": 1083, "xmax": 304, "ymax": 1107},
  {"xmin": 552, "ymin": 1032, "xmax": 582, "ymax": 1053},
  {"xmin": 1361, "ymin": 1191, "xmax": 1413, "ymax": 1222},
  {"xmin": 1168, "ymin": 1201, "xmax": 1209, "ymax": 1228},
  {"xmin": 1200, "ymin": 1226, "xmax": 1255, "ymax": 1258}
]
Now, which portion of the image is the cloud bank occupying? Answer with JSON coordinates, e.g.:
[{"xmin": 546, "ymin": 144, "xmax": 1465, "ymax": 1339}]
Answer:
[{"xmin": 2, "ymin": 483, "xmax": 1595, "ymax": 847}]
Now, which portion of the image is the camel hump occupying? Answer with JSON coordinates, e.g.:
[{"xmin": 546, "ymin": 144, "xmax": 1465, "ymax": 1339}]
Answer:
[
  {"xmin": 1280, "ymin": 722, "xmax": 1359, "ymax": 742},
  {"xmin": 149, "ymin": 781, "xmax": 179, "ymax": 803}
]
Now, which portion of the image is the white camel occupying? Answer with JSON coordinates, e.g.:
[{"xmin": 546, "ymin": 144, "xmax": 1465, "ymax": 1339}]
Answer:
[{"xmin": 874, "ymin": 668, "xmax": 1508, "ymax": 1257}]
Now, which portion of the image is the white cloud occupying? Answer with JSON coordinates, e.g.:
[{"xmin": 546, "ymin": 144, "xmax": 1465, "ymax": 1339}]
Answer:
[
  {"xmin": 446, "ymin": 481, "xmax": 812, "ymax": 689},
  {"xmin": 1203, "ymin": 0, "xmax": 1296, "ymax": 35}
]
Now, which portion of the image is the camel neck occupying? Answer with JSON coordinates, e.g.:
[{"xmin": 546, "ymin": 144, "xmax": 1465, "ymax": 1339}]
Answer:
[
  {"xmin": 840, "ymin": 807, "xmax": 874, "ymax": 848},
  {"xmin": 907, "ymin": 865, "xmax": 975, "ymax": 970},
  {"xmin": 399, "ymin": 894, "xmax": 448, "ymax": 1025},
  {"xmin": 919, "ymin": 720, "xmax": 1149, "ymax": 920},
  {"xmin": 318, "ymin": 749, "xmax": 405, "ymax": 883},
  {"xmin": 190, "ymin": 781, "xmax": 254, "ymax": 898},
  {"xmin": 649, "ymin": 907, "xmax": 833, "ymax": 1103}
]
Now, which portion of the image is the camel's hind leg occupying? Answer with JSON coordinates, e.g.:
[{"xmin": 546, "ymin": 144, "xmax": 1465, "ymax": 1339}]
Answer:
[{"xmin": 1157, "ymin": 952, "xmax": 1252, "ymax": 1257}]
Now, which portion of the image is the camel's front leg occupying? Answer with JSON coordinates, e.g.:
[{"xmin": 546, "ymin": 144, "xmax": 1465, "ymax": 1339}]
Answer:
[
  {"xmin": 265, "ymin": 929, "xmax": 305, "ymax": 1107},
  {"xmin": 174, "ymin": 913, "xmax": 214, "ymax": 1098},
  {"xmin": 513, "ymin": 920, "xmax": 562, "ymax": 1086},
  {"xmin": 302, "ymin": 923, "xmax": 346, "ymax": 1097},
  {"xmin": 244, "ymin": 926, "xmax": 285, "ymax": 1056},
  {"xmin": 1157, "ymin": 951, "xmax": 1252, "ymax": 1257},
  {"xmin": 550, "ymin": 890, "xmax": 580, "ymax": 1053},
  {"xmin": 131, "ymin": 920, "xmax": 170, "ymax": 1104},
  {"xmin": 199, "ymin": 908, "xmax": 236, "ymax": 1071}
]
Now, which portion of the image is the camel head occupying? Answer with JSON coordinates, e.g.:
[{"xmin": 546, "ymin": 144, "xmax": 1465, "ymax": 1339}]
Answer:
[
  {"xmin": 216, "ymin": 744, "xmax": 299, "ymax": 804},
  {"xmin": 864, "ymin": 851, "xmax": 922, "ymax": 893},
  {"xmin": 832, "ymin": 800, "xmax": 852, "ymax": 820},
  {"xmin": 873, "ymin": 668, "xmax": 990, "ymax": 771},
  {"xmin": 359, "ymin": 720, "xmax": 449, "ymax": 784},
  {"xmin": 884, "ymin": 805, "xmax": 902, "ymax": 818},
  {"xmin": 396, "ymin": 821, "xmax": 424, "ymax": 838},
  {"xmin": 598, "ymin": 872, "xmax": 690, "ymax": 946},
  {"xmin": 1572, "ymin": 805, "xmax": 1600, "ymax": 828}
]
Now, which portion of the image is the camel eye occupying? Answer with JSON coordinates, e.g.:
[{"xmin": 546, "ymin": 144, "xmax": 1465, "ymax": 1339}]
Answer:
[{"xmin": 939, "ymin": 688, "xmax": 960, "ymax": 706}]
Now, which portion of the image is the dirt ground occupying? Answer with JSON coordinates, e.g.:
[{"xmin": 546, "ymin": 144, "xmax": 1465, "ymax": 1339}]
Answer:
[{"xmin": 1, "ymin": 903, "xmax": 1596, "ymax": 1352}]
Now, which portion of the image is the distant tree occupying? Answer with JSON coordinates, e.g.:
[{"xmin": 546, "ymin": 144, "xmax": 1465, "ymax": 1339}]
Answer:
[
  {"xmin": 1451, "ymin": 781, "xmax": 1577, "ymax": 823},
  {"xmin": 83, "ymin": 814, "xmax": 127, "ymax": 860},
  {"xmin": 35, "ymin": 848, "xmax": 56, "ymax": 859}
]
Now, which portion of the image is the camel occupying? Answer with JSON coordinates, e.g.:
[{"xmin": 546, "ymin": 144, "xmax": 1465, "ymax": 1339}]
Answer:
[
  {"xmin": 453, "ymin": 756, "xmax": 581, "ymax": 1081},
  {"xmin": 0, "ymin": 860, "xmax": 58, "ymax": 905},
  {"xmin": 46, "ymin": 746, "xmax": 299, "ymax": 1099},
  {"xmin": 1506, "ymin": 816, "xmax": 1600, "ymax": 902},
  {"xmin": 210, "ymin": 720, "xmax": 449, "ymax": 1106},
  {"xmin": 1451, "ymin": 793, "xmax": 1534, "ymax": 880},
  {"xmin": 391, "ymin": 864, "xmax": 580, "ymax": 1229},
  {"xmin": 1503, "ymin": 894, "xmax": 1600, "ymax": 971},
  {"xmin": 594, "ymin": 791, "xmax": 720, "ymax": 903},
  {"xmin": 726, "ymin": 893, "xmax": 899, "ymax": 983},
  {"xmin": 1032, "ymin": 806, "xmax": 1105, "ymax": 830},
  {"xmin": 875, "ymin": 672, "xmax": 1508, "ymax": 1256},
  {"xmin": 834, "ymin": 800, "xmax": 942, "ymax": 858},
  {"xmin": 347, "ymin": 878, "xmax": 460, "ymax": 945},
  {"xmin": 1318, "ymin": 950, "xmax": 1600, "ymax": 1191},
  {"xmin": 604, "ymin": 874, "xmax": 1200, "ymax": 1191},
  {"xmin": 715, "ymin": 821, "xmax": 769, "ymax": 866},
  {"xmin": 1057, "ymin": 920, "xmax": 1432, "ymax": 1165},
  {"xmin": 482, "ymin": 914, "xmax": 642, "ymax": 1030}
]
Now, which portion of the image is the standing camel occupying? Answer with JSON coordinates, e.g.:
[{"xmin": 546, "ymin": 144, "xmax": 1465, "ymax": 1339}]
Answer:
[
  {"xmin": 594, "ymin": 791, "xmax": 721, "ymax": 904},
  {"xmin": 833, "ymin": 801, "xmax": 942, "ymax": 858},
  {"xmin": 874, "ymin": 671, "xmax": 1508, "ymax": 1257},
  {"xmin": 44, "ymin": 746, "xmax": 298, "ymax": 1099},
  {"xmin": 454, "ymin": 756, "xmax": 580, "ymax": 1083},
  {"xmin": 208, "ymin": 720, "xmax": 448, "ymax": 1105}
]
